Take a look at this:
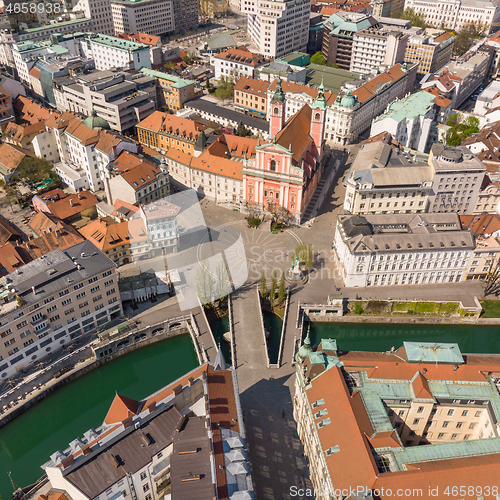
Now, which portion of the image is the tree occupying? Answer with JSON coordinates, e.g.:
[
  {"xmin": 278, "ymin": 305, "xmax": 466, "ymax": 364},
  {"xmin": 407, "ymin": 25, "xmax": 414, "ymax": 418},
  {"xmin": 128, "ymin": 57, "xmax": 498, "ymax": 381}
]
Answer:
[
  {"xmin": 277, "ymin": 273, "xmax": 286, "ymax": 305},
  {"xmin": 293, "ymin": 242, "xmax": 313, "ymax": 270},
  {"xmin": 276, "ymin": 206, "xmax": 293, "ymax": 226},
  {"xmin": 269, "ymin": 269, "xmax": 278, "ymax": 305},
  {"xmin": 235, "ymin": 121, "xmax": 250, "ymax": 137},
  {"xmin": 205, "ymin": 77, "xmax": 211, "ymax": 90},
  {"xmin": 310, "ymin": 51, "xmax": 326, "ymax": 66},
  {"xmin": 393, "ymin": 7, "xmax": 429, "ymax": 29},
  {"xmin": 163, "ymin": 61, "xmax": 176, "ymax": 71},
  {"xmin": 214, "ymin": 262, "xmax": 230, "ymax": 303},
  {"xmin": 454, "ymin": 24, "xmax": 485, "ymax": 56},
  {"xmin": 16, "ymin": 156, "xmax": 54, "ymax": 183},
  {"xmin": 260, "ymin": 271, "xmax": 268, "ymax": 299},
  {"xmin": 445, "ymin": 113, "xmax": 479, "ymax": 145},
  {"xmin": 196, "ymin": 260, "xmax": 213, "ymax": 308},
  {"xmin": 485, "ymin": 256, "xmax": 500, "ymax": 294},
  {"xmin": 215, "ymin": 76, "xmax": 234, "ymax": 103}
]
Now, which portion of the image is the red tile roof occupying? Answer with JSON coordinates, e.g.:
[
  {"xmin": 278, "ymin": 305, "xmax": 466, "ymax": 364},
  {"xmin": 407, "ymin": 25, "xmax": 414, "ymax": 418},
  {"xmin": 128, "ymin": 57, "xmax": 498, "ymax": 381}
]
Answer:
[
  {"xmin": 206, "ymin": 370, "xmax": 240, "ymax": 433},
  {"xmin": 234, "ymin": 76, "xmax": 269, "ymax": 97},
  {"xmin": 120, "ymin": 161, "xmax": 162, "ymax": 190},
  {"xmin": 137, "ymin": 110, "xmax": 206, "ymax": 140},
  {"xmin": 104, "ymin": 394, "xmax": 141, "ymax": 425},
  {"xmin": 460, "ymin": 214, "xmax": 500, "ymax": 235},
  {"xmin": 48, "ymin": 191, "xmax": 99, "ymax": 220},
  {"xmin": 276, "ymin": 105, "xmax": 313, "ymax": 163},
  {"xmin": 214, "ymin": 46, "xmax": 269, "ymax": 67},
  {"xmin": 0, "ymin": 242, "xmax": 32, "ymax": 276},
  {"xmin": 116, "ymin": 32, "xmax": 160, "ymax": 46},
  {"xmin": 0, "ymin": 215, "xmax": 21, "ymax": 245}
]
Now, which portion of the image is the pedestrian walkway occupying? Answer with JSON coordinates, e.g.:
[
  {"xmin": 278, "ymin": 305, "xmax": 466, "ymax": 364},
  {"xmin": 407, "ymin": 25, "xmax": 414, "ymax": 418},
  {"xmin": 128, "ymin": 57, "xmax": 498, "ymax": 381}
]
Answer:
[
  {"xmin": 232, "ymin": 285, "xmax": 267, "ymax": 373},
  {"xmin": 192, "ymin": 307, "xmax": 218, "ymax": 363}
]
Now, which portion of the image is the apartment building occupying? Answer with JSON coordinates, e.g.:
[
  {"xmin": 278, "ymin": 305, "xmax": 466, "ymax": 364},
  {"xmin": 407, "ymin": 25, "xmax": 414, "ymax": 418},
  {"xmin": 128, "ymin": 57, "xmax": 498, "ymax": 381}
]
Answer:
[
  {"xmin": 351, "ymin": 26, "xmax": 409, "ymax": 74},
  {"xmin": 343, "ymin": 136, "xmax": 434, "ymax": 215},
  {"xmin": 171, "ymin": 0, "xmax": 199, "ymax": 33},
  {"xmin": 139, "ymin": 68, "xmax": 196, "ymax": 111},
  {"xmin": 293, "ymin": 339, "xmax": 500, "ymax": 500},
  {"xmin": 56, "ymin": 70, "xmax": 155, "ymax": 133},
  {"xmin": 322, "ymin": 12, "xmax": 379, "ymax": 69},
  {"xmin": 460, "ymin": 214, "xmax": 500, "ymax": 280},
  {"xmin": 81, "ymin": 34, "xmax": 151, "ymax": 71},
  {"xmin": 421, "ymin": 51, "xmax": 491, "ymax": 108},
  {"xmin": 139, "ymin": 199, "xmax": 180, "ymax": 256},
  {"xmin": 242, "ymin": 0, "xmax": 310, "ymax": 59},
  {"xmin": 428, "ymin": 144, "xmax": 486, "ymax": 215},
  {"xmin": 79, "ymin": 217, "xmax": 149, "ymax": 264},
  {"xmin": 72, "ymin": 0, "xmax": 115, "ymax": 35},
  {"xmin": 234, "ymin": 76, "xmax": 269, "ymax": 117},
  {"xmin": 333, "ymin": 212, "xmax": 474, "ymax": 287},
  {"xmin": 404, "ymin": 28, "xmax": 455, "ymax": 76},
  {"xmin": 136, "ymin": 111, "xmax": 206, "ymax": 156},
  {"xmin": 404, "ymin": 0, "xmax": 500, "ymax": 33},
  {"xmin": 165, "ymin": 135, "xmax": 255, "ymax": 206},
  {"xmin": 116, "ymin": 32, "xmax": 162, "ymax": 65},
  {"xmin": 104, "ymin": 151, "xmax": 171, "ymax": 205},
  {"xmin": 473, "ymin": 176, "xmax": 500, "ymax": 214},
  {"xmin": 370, "ymin": 91, "xmax": 441, "ymax": 153},
  {"xmin": 43, "ymin": 361, "xmax": 252, "ymax": 500},
  {"xmin": 12, "ymin": 39, "xmax": 53, "ymax": 84},
  {"xmin": 0, "ymin": 240, "xmax": 122, "ymax": 379},
  {"xmin": 110, "ymin": 0, "xmax": 174, "ymax": 37},
  {"xmin": 211, "ymin": 46, "xmax": 269, "ymax": 81}
]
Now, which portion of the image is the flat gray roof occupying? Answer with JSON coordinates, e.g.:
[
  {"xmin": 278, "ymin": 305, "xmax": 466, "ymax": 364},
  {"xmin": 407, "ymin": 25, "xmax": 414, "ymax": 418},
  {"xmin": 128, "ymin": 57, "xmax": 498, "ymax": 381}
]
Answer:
[{"xmin": 5, "ymin": 241, "xmax": 116, "ymax": 306}]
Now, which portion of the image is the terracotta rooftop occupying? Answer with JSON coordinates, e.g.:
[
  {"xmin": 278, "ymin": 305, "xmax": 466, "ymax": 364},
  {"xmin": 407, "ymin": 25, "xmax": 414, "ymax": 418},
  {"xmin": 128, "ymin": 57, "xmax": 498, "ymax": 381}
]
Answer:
[
  {"xmin": 206, "ymin": 370, "xmax": 240, "ymax": 433},
  {"xmin": 234, "ymin": 76, "xmax": 269, "ymax": 96},
  {"xmin": 95, "ymin": 129, "xmax": 129, "ymax": 155},
  {"xmin": 120, "ymin": 161, "xmax": 162, "ymax": 190},
  {"xmin": 47, "ymin": 191, "xmax": 99, "ymax": 220},
  {"xmin": 208, "ymin": 134, "xmax": 257, "ymax": 160},
  {"xmin": 65, "ymin": 118, "xmax": 101, "ymax": 146},
  {"xmin": 214, "ymin": 45, "xmax": 269, "ymax": 66},
  {"xmin": 0, "ymin": 242, "xmax": 32, "ymax": 276},
  {"xmin": 4, "ymin": 120, "xmax": 45, "ymax": 142},
  {"xmin": 13, "ymin": 95, "xmax": 56, "ymax": 124},
  {"xmin": 116, "ymin": 32, "xmax": 160, "ymax": 46},
  {"xmin": 109, "ymin": 150, "xmax": 149, "ymax": 173},
  {"xmin": 0, "ymin": 142, "xmax": 31, "ymax": 173},
  {"xmin": 460, "ymin": 214, "xmax": 500, "ymax": 235},
  {"xmin": 354, "ymin": 64, "xmax": 406, "ymax": 103},
  {"xmin": 275, "ymin": 104, "xmax": 313, "ymax": 163},
  {"xmin": 79, "ymin": 218, "xmax": 147, "ymax": 252},
  {"xmin": 137, "ymin": 110, "xmax": 206, "ymax": 140},
  {"xmin": 45, "ymin": 110, "xmax": 77, "ymax": 130},
  {"xmin": 0, "ymin": 215, "xmax": 22, "ymax": 245},
  {"xmin": 165, "ymin": 147, "xmax": 192, "ymax": 166},
  {"xmin": 103, "ymin": 394, "xmax": 141, "ymax": 425},
  {"xmin": 191, "ymin": 150, "xmax": 243, "ymax": 180}
]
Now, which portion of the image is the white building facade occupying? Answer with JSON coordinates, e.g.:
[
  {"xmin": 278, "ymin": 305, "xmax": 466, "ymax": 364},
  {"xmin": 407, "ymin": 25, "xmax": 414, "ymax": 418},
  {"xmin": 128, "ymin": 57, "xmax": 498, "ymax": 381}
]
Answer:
[
  {"xmin": 333, "ymin": 213, "xmax": 474, "ymax": 287},
  {"xmin": 242, "ymin": 0, "xmax": 311, "ymax": 58}
]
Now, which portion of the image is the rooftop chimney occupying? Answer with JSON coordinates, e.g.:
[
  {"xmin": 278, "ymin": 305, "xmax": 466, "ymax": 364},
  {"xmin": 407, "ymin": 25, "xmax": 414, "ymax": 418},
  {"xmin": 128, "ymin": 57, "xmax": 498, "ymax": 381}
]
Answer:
[{"xmin": 69, "ymin": 199, "xmax": 74, "ymax": 207}]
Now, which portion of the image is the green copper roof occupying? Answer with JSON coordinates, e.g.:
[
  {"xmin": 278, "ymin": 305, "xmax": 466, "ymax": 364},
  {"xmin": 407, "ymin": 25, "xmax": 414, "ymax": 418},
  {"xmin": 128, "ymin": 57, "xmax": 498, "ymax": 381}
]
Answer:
[
  {"xmin": 375, "ymin": 91, "xmax": 436, "ymax": 124},
  {"xmin": 319, "ymin": 338, "xmax": 337, "ymax": 352},
  {"xmin": 139, "ymin": 68, "xmax": 195, "ymax": 89},
  {"xmin": 83, "ymin": 112, "xmax": 110, "ymax": 130},
  {"xmin": 90, "ymin": 34, "xmax": 149, "ymax": 53},
  {"xmin": 404, "ymin": 341, "xmax": 464, "ymax": 364},
  {"xmin": 312, "ymin": 78, "xmax": 327, "ymax": 111},
  {"xmin": 271, "ymin": 77, "xmax": 285, "ymax": 104}
]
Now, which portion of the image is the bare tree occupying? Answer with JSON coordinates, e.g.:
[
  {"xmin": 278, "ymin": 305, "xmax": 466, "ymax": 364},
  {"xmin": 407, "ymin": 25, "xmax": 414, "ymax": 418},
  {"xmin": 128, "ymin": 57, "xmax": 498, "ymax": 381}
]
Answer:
[{"xmin": 485, "ymin": 255, "xmax": 500, "ymax": 295}]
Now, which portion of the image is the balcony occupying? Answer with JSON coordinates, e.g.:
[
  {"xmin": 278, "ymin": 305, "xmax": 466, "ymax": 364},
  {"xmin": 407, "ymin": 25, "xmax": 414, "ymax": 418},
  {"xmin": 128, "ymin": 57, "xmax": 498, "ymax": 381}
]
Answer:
[{"xmin": 30, "ymin": 314, "xmax": 47, "ymax": 327}]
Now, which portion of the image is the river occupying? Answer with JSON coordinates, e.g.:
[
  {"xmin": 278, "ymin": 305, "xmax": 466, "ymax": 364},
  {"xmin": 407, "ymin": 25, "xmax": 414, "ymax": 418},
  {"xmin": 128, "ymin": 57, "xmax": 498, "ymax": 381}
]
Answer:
[{"xmin": 0, "ymin": 334, "xmax": 198, "ymax": 499}]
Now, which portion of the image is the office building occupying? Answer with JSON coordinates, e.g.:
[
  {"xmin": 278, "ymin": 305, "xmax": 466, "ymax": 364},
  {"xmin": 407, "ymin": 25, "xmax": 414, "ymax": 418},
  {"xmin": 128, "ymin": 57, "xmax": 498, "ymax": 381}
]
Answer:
[
  {"xmin": 370, "ymin": 91, "xmax": 442, "ymax": 153},
  {"xmin": 428, "ymin": 144, "xmax": 486, "ymax": 215},
  {"xmin": 110, "ymin": 0, "xmax": 174, "ymax": 37},
  {"xmin": 242, "ymin": 0, "xmax": 310, "ymax": 59},
  {"xmin": 72, "ymin": 0, "xmax": 115, "ymax": 35},
  {"xmin": 404, "ymin": 0, "xmax": 500, "ymax": 33},
  {"xmin": 404, "ymin": 28, "xmax": 455, "ymax": 76},
  {"xmin": 294, "ymin": 338, "xmax": 500, "ymax": 499},
  {"xmin": 343, "ymin": 134, "xmax": 434, "ymax": 215},
  {"xmin": 333, "ymin": 212, "xmax": 474, "ymax": 287},
  {"xmin": 171, "ymin": 0, "xmax": 199, "ymax": 33},
  {"xmin": 43, "ymin": 360, "xmax": 253, "ymax": 500},
  {"xmin": 15, "ymin": 16, "xmax": 94, "ymax": 42},
  {"xmin": 0, "ymin": 240, "xmax": 122, "ymax": 379}
]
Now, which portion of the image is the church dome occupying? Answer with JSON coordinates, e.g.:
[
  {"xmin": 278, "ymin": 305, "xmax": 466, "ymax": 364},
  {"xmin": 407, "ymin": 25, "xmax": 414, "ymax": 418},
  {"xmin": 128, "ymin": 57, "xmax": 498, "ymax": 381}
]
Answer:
[
  {"xmin": 340, "ymin": 90, "xmax": 356, "ymax": 108},
  {"xmin": 83, "ymin": 112, "xmax": 110, "ymax": 130}
]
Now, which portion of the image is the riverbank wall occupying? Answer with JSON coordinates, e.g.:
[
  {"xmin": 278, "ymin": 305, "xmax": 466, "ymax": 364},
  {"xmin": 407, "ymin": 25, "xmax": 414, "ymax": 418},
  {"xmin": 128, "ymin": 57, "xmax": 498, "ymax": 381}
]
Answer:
[{"xmin": 0, "ymin": 318, "xmax": 194, "ymax": 429}]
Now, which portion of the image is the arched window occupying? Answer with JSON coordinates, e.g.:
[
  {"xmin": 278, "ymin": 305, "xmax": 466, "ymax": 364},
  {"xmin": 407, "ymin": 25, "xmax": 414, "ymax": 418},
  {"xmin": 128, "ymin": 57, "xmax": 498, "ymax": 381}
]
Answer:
[
  {"xmin": 315, "ymin": 112, "xmax": 321, "ymax": 121},
  {"xmin": 274, "ymin": 107, "xmax": 279, "ymax": 115},
  {"xmin": 270, "ymin": 160, "xmax": 276, "ymax": 171}
]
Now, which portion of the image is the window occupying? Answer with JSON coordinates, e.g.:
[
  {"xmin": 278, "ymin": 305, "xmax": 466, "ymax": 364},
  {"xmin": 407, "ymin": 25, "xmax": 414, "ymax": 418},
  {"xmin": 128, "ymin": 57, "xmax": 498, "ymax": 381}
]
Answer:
[
  {"xmin": 451, "ymin": 433, "xmax": 458, "ymax": 440},
  {"xmin": 90, "ymin": 286, "xmax": 100, "ymax": 293},
  {"xmin": 442, "ymin": 421, "xmax": 450, "ymax": 428},
  {"xmin": 447, "ymin": 409, "xmax": 454, "ymax": 416},
  {"xmin": 413, "ymin": 418, "xmax": 420, "ymax": 425},
  {"xmin": 270, "ymin": 160, "xmax": 276, "ymax": 171},
  {"xmin": 456, "ymin": 422, "xmax": 463, "ymax": 429},
  {"xmin": 76, "ymin": 292, "xmax": 86, "ymax": 299},
  {"xmin": 469, "ymin": 423, "xmax": 476, "ymax": 429},
  {"xmin": 417, "ymin": 406, "xmax": 424, "ymax": 413},
  {"xmin": 475, "ymin": 411, "xmax": 481, "ymax": 417},
  {"xmin": 143, "ymin": 484, "xmax": 150, "ymax": 493},
  {"xmin": 59, "ymin": 289, "xmax": 69, "ymax": 297},
  {"xmin": 140, "ymin": 472, "xmax": 147, "ymax": 481},
  {"xmin": 462, "ymin": 410, "xmax": 468, "ymax": 417},
  {"xmin": 398, "ymin": 410, "xmax": 405, "ymax": 417},
  {"xmin": 438, "ymin": 433, "xmax": 445, "ymax": 439},
  {"xmin": 61, "ymin": 298, "xmax": 72, "ymax": 306},
  {"xmin": 463, "ymin": 434, "xmax": 471, "ymax": 440}
]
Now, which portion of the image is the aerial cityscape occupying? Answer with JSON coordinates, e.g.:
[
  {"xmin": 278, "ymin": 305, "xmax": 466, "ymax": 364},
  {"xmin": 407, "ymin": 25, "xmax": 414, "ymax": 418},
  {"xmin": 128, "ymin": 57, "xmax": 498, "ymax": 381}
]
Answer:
[{"xmin": 0, "ymin": 0, "xmax": 500, "ymax": 498}]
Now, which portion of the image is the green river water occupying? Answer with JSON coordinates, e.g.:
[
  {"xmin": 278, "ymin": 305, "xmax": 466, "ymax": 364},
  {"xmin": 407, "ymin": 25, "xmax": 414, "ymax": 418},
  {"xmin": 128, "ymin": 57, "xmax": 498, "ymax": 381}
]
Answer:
[
  {"xmin": 2, "ymin": 322, "xmax": 500, "ymax": 499},
  {"xmin": 0, "ymin": 335, "xmax": 198, "ymax": 500}
]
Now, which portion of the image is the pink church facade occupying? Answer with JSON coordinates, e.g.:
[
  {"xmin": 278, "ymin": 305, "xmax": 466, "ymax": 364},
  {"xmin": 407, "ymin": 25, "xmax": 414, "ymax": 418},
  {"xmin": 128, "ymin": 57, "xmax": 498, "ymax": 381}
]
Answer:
[{"xmin": 242, "ymin": 78, "xmax": 328, "ymax": 222}]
